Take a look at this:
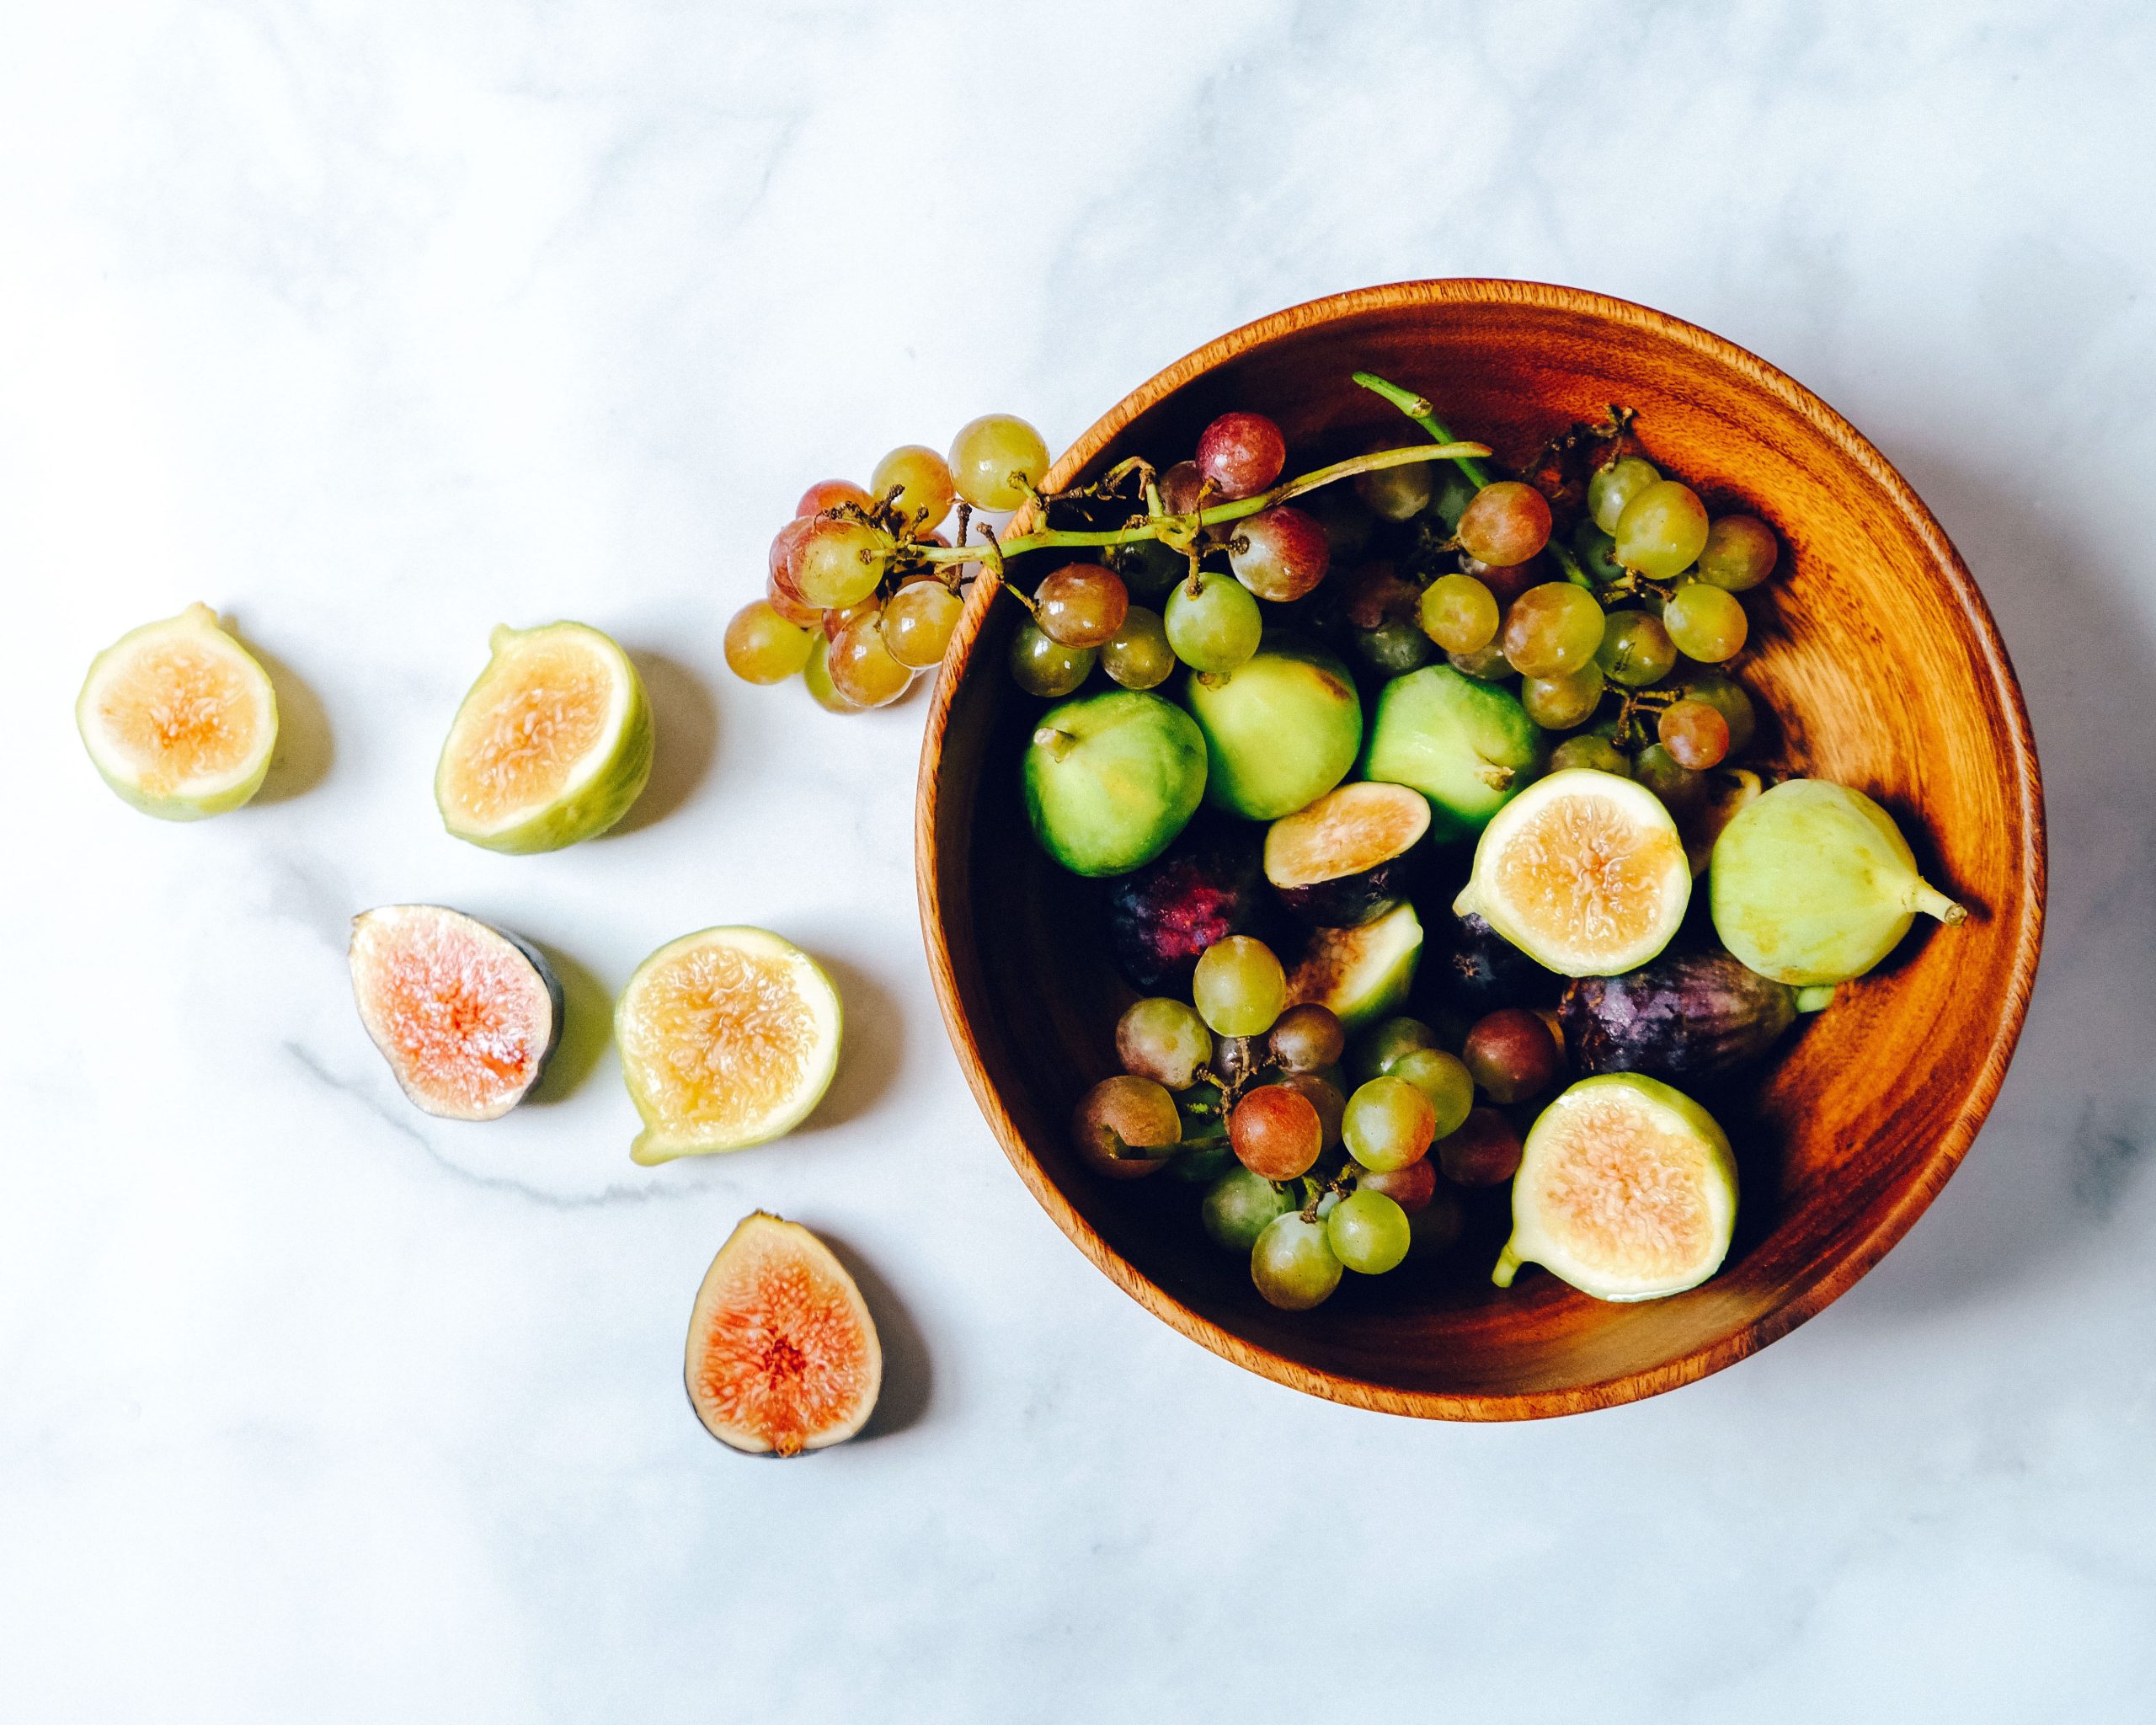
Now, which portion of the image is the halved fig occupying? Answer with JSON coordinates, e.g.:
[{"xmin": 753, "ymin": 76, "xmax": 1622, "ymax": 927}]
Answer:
[
  {"xmin": 1493, "ymin": 1073, "xmax": 1737, "ymax": 1302},
  {"xmin": 1264, "ymin": 782, "xmax": 1430, "ymax": 927},
  {"xmin": 1283, "ymin": 900, "xmax": 1424, "ymax": 1031},
  {"xmin": 686, "ymin": 1212, "xmax": 882, "ymax": 1455},
  {"xmin": 349, "ymin": 905, "xmax": 563, "ymax": 1120}
]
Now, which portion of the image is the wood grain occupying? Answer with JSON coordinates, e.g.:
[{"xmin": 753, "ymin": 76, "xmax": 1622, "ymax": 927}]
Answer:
[{"xmin": 914, "ymin": 279, "xmax": 2047, "ymax": 1420}]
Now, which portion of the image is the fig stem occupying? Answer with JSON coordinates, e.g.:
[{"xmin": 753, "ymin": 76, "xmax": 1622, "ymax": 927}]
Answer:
[
  {"xmin": 1031, "ymin": 726, "xmax": 1075, "ymax": 761},
  {"xmin": 1911, "ymin": 881, "xmax": 1968, "ymax": 926},
  {"xmin": 1793, "ymin": 985, "xmax": 1836, "ymax": 1013},
  {"xmin": 1491, "ymin": 1242, "xmax": 1524, "ymax": 1289}
]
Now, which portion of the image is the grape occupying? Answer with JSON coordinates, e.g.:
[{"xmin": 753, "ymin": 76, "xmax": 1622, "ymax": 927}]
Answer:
[
  {"xmin": 1158, "ymin": 460, "xmax": 1208, "ymax": 516},
  {"xmin": 1352, "ymin": 1155, "xmax": 1436, "ymax": 1215},
  {"xmin": 802, "ymin": 635, "xmax": 858, "ymax": 713},
  {"xmin": 1309, "ymin": 487, "xmax": 1375, "ymax": 560},
  {"xmin": 1270, "ymin": 1002, "xmax": 1346, "ymax": 1073},
  {"xmin": 1437, "ymin": 1107, "xmax": 1523, "ymax": 1187},
  {"xmin": 723, "ymin": 600, "xmax": 814, "ymax": 684},
  {"xmin": 1354, "ymin": 453, "xmax": 1433, "ymax": 521},
  {"xmin": 1229, "ymin": 1083, "xmax": 1323, "ymax": 1181},
  {"xmin": 1409, "ymin": 1188, "xmax": 1465, "ymax": 1258},
  {"xmin": 949, "ymin": 414, "xmax": 1049, "ymax": 511},
  {"xmin": 1678, "ymin": 670, "xmax": 1756, "ymax": 754},
  {"xmin": 821, "ymin": 595, "xmax": 880, "ymax": 642},
  {"xmin": 1464, "ymin": 555, "xmax": 1540, "ymax": 608},
  {"xmin": 1427, "ymin": 467, "xmax": 1478, "ymax": 531},
  {"xmin": 1501, "ymin": 583, "xmax": 1607, "ymax": 678},
  {"xmin": 869, "ymin": 445, "xmax": 957, "ymax": 536},
  {"xmin": 1588, "ymin": 455, "xmax": 1658, "ymax": 533},
  {"xmin": 1115, "ymin": 996, "xmax": 1214, "ymax": 1090},
  {"xmin": 1419, "ymin": 573, "xmax": 1501, "ymax": 653},
  {"xmin": 1273, "ymin": 1071, "xmax": 1345, "ymax": 1153},
  {"xmin": 793, "ymin": 517, "xmax": 892, "ymax": 607},
  {"xmin": 1614, "ymin": 479, "xmax": 1710, "ymax": 579},
  {"xmin": 1192, "ymin": 935, "xmax": 1286, "ymax": 1036},
  {"xmin": 1657, "ymin": 697, "xmax": 1732, "ymax": 769},
  {"xmin": 826, "ymin": 611, "xmax": 914, "ymax": 708},
  {"xmin": 1212, "ymin": 1034, "xmax": 1263, "ymax": 1092},
  {"xmin": 1448, "ymin": 641, "xmax": 1516, "ymax": 681},
  {"xmin": 1386, "ymin": 1048, "xmax": 1474, "ymax": 1140},
  {"xmin": 1462, "ymin": 1008, "xmax": 1562, "ymax": 1103},
  {"xmin": 1070, "ymin": 1075, "xmax": 1180, "ymax": 1180},
  {"xmin": 1521, "ymin": 664, "xmax": 1606, "ymax": 730},
  {"xmin": 1251, "ymin": 1212, "xmax": 1342, "ymax": 1311},
  {"xmin": 1354, "ymin": 1015, "xmax": 1438, "ymax": 1082},
  {"xmin": 1164, "ymin": 570, "xmax": 1262, "ymax": 674},
  {"xmin": 1196, "ymin": 412, "xmax": 1287, "ymax": 500},
  {"xmin": 1202, "ymin": 1167, "xmax": 1294, "ymax": 1252},
  {"xmin": 1632, "ymin": 742, "xmax": 1705, "ymax": 817},
  {"xmin": 1009, "ymin": 622, "xmax": 1096, "ymax": 697},
  {"xmin": 1327, "ymin": 1187, "xmax": 1412, "ymax": 1274},
  {"xmin": 1101, "ymin": 605, "xmax": 1176, "ymax": 690},
  {"xmin": 765, "ymin": 571, "xmax": 821, "ymax": 631},
  {"xmin": 1342, "ymin": 1075, "xmax": 1438, "ymax": 1172},
  {"xmin": 1594, "ymin": 609, "xmax": 1678, "ymax": 687},
  {"xmin": 1034, "ymin": 563, "xmax": 1129, "ymax": 649},
  {"xmin": 1663, "ymin": 581, "xmax": 1748, "ymax": 662},
  {"xmin": 883, "ymin": 580, "xmax": 964, "ymax": 669},
  {"xmin": 1457, "ymin": 481, "xmax": 1553, "ymax": 567},
  {"xmin": 1572, "ymin": 520, "xmax": 1625, "ymax": 585},
  {"xmin": 1229, "ymin": 505, "xmax": 1330, "ymax": 601},
  {"xmin": 1353, "ymin": 618, "xmax": 1435, "ymax": 676},
  {"xmin": 1108, "ymin": 536, "xmax": 1184, "ymax": 601},
  {"xmin": 1550, "ymin": 734, "xmax": 1631, "ymax": 776},
  {"xmin": 1697, "ymin": 514, "xmax": 1779, "ymax": 591},
  {"xmin": 796, "ymin": 478, "xmax": 874, "ymax": 517},
  {"xmin": 1337, "ymin": 560, "xmax": 1418, "ymax": 630}
]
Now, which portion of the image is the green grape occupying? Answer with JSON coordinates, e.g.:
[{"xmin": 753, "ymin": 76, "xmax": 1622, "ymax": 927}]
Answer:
[
  {"xmin": 1114, "ymin": 996, "xmax": 1213, "ymax": 1090},
  {"xmin": 1501, "ymin": 582, "xmax": 1607, "ymax": 678},
  {"xmin": 723, "ymin": 600, "xmax": 814, "ymax": 684},
  {"xmin": 1663, "ymin": 581, "xmax": 1749, "ymax": 662},
  {"xmin": 1594, "ymin": 609, "xmax": 1678, "ymax": 687},
  {"xmin": 1572, "ymin": 520, "xmax": 1626, "ymax": 585},
  {"xmin": 1100, "ymin": 605, "xmax": 1176, "ymax": 689},
  {"xmin": 1034, "ymin": 563, "xmax": 1129, "ymax": 649},
  {"xmin": 1354, "ymin": 451, "xmax": 1434, "ymax": 521},
  {"xmin": 1009, "ymin": 622, "xmax": 1095, "ymax": 697},
  {"xmin": 1697, "ymin": 514, "xmax": 1779, "ymax": 591},
  {"xmin": 1342, "ymin": 1075, "xmax": 1438, "ymax": 1172},
  {"xmin": 1418, "ymin": 572, "xmax": 1501, "ymax": 654},
  {"xmin": 882, "ymin": 580, "xmax": 964, "ymax": 669},
  {"xmin": 949, "ymin": 414, "xmax": 1049, "ymax": 511},
  {"xmin": 1521, "ymin": 663, "xmax": 1606, "ymax": 730},
  {"xmin": 1633, "ymin": 742, "xmax": 1706, "ymax": 817},
  {"xmin": 1588, "ymin": 456, "xmax": 1659, "ymax": 533},
  {"xmin": 1070, "ymin": 1076, "xmax": 1180, "ymax": 1180},
  {"xmin": 1657, "ymin": 697, "xmax": 1732, "ymax": 769},
  {"xmin": 1108, "ymin": 536, "xmax": 1185, "ymax": 601},
  {"xmin": 869, "ymin": 444, "xmax": 957, "ymax": 536},
  {"xmin": 1550, "ymin": 734, "xmax": 1630, "ymax": 777},
  {"xmin": 1353, "ymin": 617, "xmax": 1434, "ymax": 676},
  {"xmin": 1269, "ymin": 1002, "xmax": 1345, "ymax": 1072},
  {"xmin": 793, "ymin": 517, "xmax": 893, "ymax": 608},
  {"xmin": 1164, "ymin": 570, "xmax": 1262, "ymax": 674},
  {"xmin": 1448, "ymin": 640, "xmax": 1515, "ymax": 681},
  {"xmin": 1203, "ymin": 1167, "xmax": 1294, "ymax": 1252},
  {"xmin": 1229, "ymin": 1083, "xmax": 1323, "ymax": 1181},
  {"xmin": 1614, "ymin": 479, "xmax": 1710, "ymax": 579},
  {"xmin": 1387, "ymin": 1047, "xmax": 1474, "ymax": 1139},
  {"xmin": 1354, "ymin": 1015, "xmax": 1438, "ymax": 1082},
  {"xmin": 1251, "ymin": 1212, "xmax": 1342, "ymax": 1310},
  {"xmin": 1457, "ymin": 481, "xmax": 1553, "ymax": 568},
  {"xmin": 802, "ymin": 634, "xmax": 857, "ymax": 713},
  {"xmin": 1427, "ymin": 468, "xmax": 1478, "ymax": 531},
  {"xmin": 1192, "ymin": 935, "xmax": 1286, "ymax": 1037},
  {"xmin": 1327, "ymin": 1187, "xmax": 1412, "ymax": 1274},
  {"xmin": 826, "ymin": 611, "xmax": 914, "ymax": 708},
  {"xmin": 1678, "ymin": 670, "xmax": 1756, "ymax": 754}
]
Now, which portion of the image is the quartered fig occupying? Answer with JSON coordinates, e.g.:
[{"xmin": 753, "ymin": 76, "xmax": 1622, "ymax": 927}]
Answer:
[
  {"xmin": 1283, "ymin": 901, "xmax": 1424, "ymax": 1031},
  {"xmin": 1559, "ymin": 946, "xmax": 1832, "ymax": 1083},
  {"xmin": 1263, "ymin": 781, "xmax": 1429, "ymax": 927}
]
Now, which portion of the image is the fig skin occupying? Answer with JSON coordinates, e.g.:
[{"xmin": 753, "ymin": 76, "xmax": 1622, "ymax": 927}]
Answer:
[
  {"xmin": 1434, "ymin": 910, "xmax": 1561, "ymax": 1014},
  {"xmin": 1559, "ymin": 947, "xmax": 1808, "ymax": 1083},
  {"xmin": 1106, "ymin": 822, "xmax": 1273, "ymax": 993}
]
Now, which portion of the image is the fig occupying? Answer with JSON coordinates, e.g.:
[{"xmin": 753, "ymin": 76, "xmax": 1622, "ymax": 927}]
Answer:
[
  {"xmin": 1433, "ymin": 909, "xmax": 1561, "ymax": 1013},
  {"xmin": 1454, "ymin": 769, "xmax": 1690, "ymax": 977},
  {"xmin": 1360, "ymin": 664, "xmax": 1541, "ymax": 841},
  {"xmin": 1106, "ymin": 821, "xmax": 1270, "ymax": 993},
  {"xmin": 616, "ymin": 927, "xmax": 842, "ymax": 1163},
  {"xmin": 1283, "ymin": 901, "xmax": 1424, "ymax": 1032},
  {"xmin": 1710, "ymin": 778, "xmax": 1967, "ymax": 985},
  {"xmin": 685, "ymin": 1212, "xmax": 881, "ymax": 1456},
  {"xmin": 1182, "ymin": 637, "xmax": 1364, "ymax": 820},
  {"xmin": 1263, "ymin": 781, "xmax": 1430, "ymax": 927},
  {"xmin": 349, "ymin": 905, "xmax": 563, "ymax": 1120},
  {"xmin": 1023, "ymin": 688, "xmax": 1208, "ymax": 877},
  {"xmin": 1493, "ymin": 1073, "xmax": 1737, "ymax": 1302},
  {"xmin": 1559, "ymin": 946, "xmax": 1833, "ymax": 1082},
  {"xmin": 76, "ymin": 602, "xmax": 279, "ymax": 820},
  {"xmin": 435, "ymin": 621, "xmax": 654, "ymax": 852}
]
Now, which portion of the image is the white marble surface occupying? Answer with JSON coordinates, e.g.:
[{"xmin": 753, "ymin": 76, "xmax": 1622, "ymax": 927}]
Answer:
[{"xmin": 4, "ymin": 2, "xmax": 2153, "ymax": 1717}]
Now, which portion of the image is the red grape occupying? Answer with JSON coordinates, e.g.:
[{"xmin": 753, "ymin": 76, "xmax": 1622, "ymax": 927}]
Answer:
[
  {"xmin": 1355, "ymin": 1156, "xmax": 1437, "ymax": 1215},
  {"xmin": 1657, "ymin": 698, "xmax": 1732, "ymax": 769},
  {"xmin": 1229, "ymin": 505, "xmax": 1330, "ymax": 601},
  {"xmin": 797, "ymin": 478, "xmax": 874, "ymax": 517},
  {"xmin": 1229, "ymin": 1083, "xmax": 1323, "ymax": 1180},
  {"xmin": 1159, "ymin": 460, "xmax": 1208, "ymax": 515},
  {"xmin": 1438, "ymin": 1108, "xmax": 1523, "ymax": 1188},
  {"xmin": 1457, "ymin": 481, "xmax": 1553, "ymax": 567},
  {"xmin": 1195, "ymin": 412, "xmax": 1287, "ymax": 501},
  {"xmin": 1462, "ymin": 1008, "xmax": 1562, "ymax": 1103},
  {"xmin": 1034, "ymin": 563, "xmax": 1129, "ymax": 649}
]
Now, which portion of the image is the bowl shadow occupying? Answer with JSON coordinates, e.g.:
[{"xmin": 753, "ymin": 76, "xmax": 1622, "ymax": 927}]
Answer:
[{"xmin": 612, "ymin": 650, "xmax": 719, "ymax": 835}]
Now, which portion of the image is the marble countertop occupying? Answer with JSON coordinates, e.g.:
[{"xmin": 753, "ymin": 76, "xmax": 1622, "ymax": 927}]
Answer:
[{"xmin": 5, "ymin": 3, "xmax": 2153, "ymax": 1718}]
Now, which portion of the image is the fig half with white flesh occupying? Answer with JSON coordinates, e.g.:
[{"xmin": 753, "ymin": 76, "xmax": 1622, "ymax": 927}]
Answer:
[
  {"xmin": 1263, "ymin": 781, "xmax": 1430, "ymax": 927},
  {"xmin": 1494, "ymin": 1073, "xmax": 1737, "ymax": 1302},
  {"xmin": 1283, "ymin": 900, "xmax": 1424, "ymax": 1031},
  {"xmin": 349, "ymin": 905, "xmax": 563, "ymax": 1120}
]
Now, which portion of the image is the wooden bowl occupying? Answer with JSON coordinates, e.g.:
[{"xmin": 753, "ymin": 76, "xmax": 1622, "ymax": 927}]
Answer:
[{"xmin": 915, "ymin": 280, "xmax": 2045, "ymax": 1419}]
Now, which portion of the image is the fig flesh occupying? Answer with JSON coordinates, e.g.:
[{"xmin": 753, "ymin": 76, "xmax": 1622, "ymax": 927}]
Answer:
[
  {"xmin": 1023, "ymin": 688, "xmax": 1208, "ymax": 877},
  {"xmin": 349, "ymin": 905, "xmax": 562, "ymax": 1120},
  {"xmin": 1106, "ymin": 822, "xmax": 1271, "ymax": 993},
  {"xmin": 1559, "ymin": 947, "xmax": 1828, "ymax": 1083},
  {"xmin": 1263, "ymin": 781, "xmax": 1430, "ymax": 927},
  {"xmin": 1182, "ymin": 637, "xmax": 1363, "ymax": 820},
  {"xmin": 1360, "ymin": 664, "xmax": 1540, "ymax": 841},
  {"xmin": 1710, "ymin": 779, "xmax": 1966, "ymax": 985},
  {"xmin": 1283, "ymin": 901, "xmax": 1424, "ymax": 1032},
  {"xmin": 685, "ymin": 1213, "xmax": 881, "ymax": 1455}
]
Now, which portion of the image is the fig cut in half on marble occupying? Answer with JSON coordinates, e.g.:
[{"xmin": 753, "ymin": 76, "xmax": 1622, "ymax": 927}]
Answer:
[
  {"xmin": 686, "ymin": 1212, "xmax": 882, "ymax": 1456},
  {"xmin": 349, "ymin": 905, "xmax": 563, "ymax": 1120},
  {"xmin": 1264, "ymin": 780, "xmax": 1429, "ymax": 927},
  {"xmin": 435, "ymin": 621, "xmax": 654, "ymax": 853},
  {"xmin": 76, "ymin": 603, "xmax": 279, "ymax": 820},
  {"xmin": 615, "ymin": 927, "xmax": 842, "ymax": 1164}
]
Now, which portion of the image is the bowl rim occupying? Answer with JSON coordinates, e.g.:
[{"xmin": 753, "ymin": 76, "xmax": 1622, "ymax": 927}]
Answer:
[{"xmin": 914, "ymin": 276, "xmax": 2047, "ymax": 1420}]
